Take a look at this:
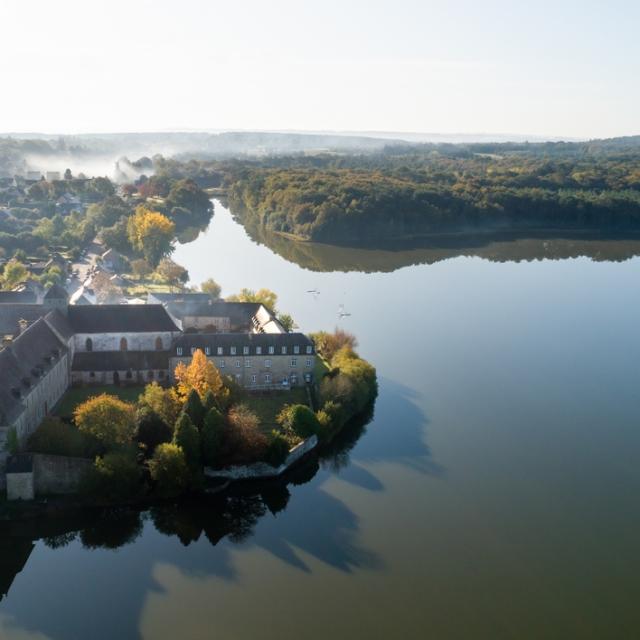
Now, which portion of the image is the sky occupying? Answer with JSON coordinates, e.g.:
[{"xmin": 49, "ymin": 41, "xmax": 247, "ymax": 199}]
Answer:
[{"xmin": 0, "ymin": 0, "xmax": 638, "ymax": 139}]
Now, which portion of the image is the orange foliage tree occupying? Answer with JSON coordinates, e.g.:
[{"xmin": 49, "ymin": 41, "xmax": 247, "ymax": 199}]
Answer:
[{"xmin": 174, "ymin": 349, "xmax": 228, "ymax": 404}]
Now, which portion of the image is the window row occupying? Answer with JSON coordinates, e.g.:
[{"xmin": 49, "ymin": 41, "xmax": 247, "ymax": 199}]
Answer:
[
  {"xmin": 85, "ymin": 337, "xmax": 165, "ymax": 351},
  {"xmin": 216, "ymin": 358, "xmax": 313, "ymax": 368},
  {"xmin": 175, "ymin": 344, "xmax": 313, "ymax": 357}
]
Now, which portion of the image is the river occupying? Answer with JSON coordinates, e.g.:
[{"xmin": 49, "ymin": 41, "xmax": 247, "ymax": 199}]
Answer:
[{"xmin": 1, "ymin": 200, "xmax": 639, "ymax": 639}]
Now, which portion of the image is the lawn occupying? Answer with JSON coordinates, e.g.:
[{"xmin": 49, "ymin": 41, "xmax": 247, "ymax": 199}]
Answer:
[
  {"xmin": 243, "ymin": 387, "xmax": 310, "ymax": 431},
  {"xmin": 54, "ymin": 385, "xmax": 145, "ymax": 417}
]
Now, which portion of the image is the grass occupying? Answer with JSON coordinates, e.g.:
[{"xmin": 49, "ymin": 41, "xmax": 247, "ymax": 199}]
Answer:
[
  {"xmin": 242, "ymin": 387, "xmax": 309, "ymax": 431},
  {"xmin": 54, "ymin": 385, "xmax": 145, "ymax": 417}
]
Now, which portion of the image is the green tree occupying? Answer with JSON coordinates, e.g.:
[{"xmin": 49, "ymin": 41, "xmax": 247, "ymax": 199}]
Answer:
[
  {"xmin": 80, "ymin": 449, "xmax": 142, "ymax": 502},
  {"xmin": 74, "ymin": 394, "xmax": 136, "ymax": 450},
  {"xmin": 3, "ymin": 259, "xmax": 28, "ymax": 288},
  {"xmin": 148, "ymin": 443, "xmax": 189, "ymax": 497},
  {"xmin": 201, "ymin": 407, "xmax": 225, "ymax": 467},
  {"xmin": 277, "ymin": 313, "xmax": 296, "ymax": 332},
  {"xmin": 226, "ymin": 287, "xmax": 278, "ymax": 311},
  {"xmin": 138, "ymin": 382, "xmax": 181, "ymax": 426},
  {"xmin": 173, "ymin": 412, "xmax": 201, "ymax": 470},
  {"xmin": 184, "ymin": 388, "xmax": 205, "ymax": 429},
  {"xmin": 276, "ymin": 404, "xmax": 320, "ymax": 440},
  {"xmin": 200, "ymin": 278, "xmax": 221, "ymax": 299},
  {"xmin": 135, "ymin": 406, "xmax": 172, "ymax": 455}
]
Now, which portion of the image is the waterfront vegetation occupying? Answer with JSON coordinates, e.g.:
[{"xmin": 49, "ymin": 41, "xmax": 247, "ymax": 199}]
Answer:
[{"xmin": 25, "ymin": 329, "xmax": 377, "ymax": 504}]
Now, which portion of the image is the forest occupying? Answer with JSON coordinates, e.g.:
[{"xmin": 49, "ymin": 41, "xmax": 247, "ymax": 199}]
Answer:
[{"xmin": 151, "ymin": 135, "xmax": 640, "ymax": 244}]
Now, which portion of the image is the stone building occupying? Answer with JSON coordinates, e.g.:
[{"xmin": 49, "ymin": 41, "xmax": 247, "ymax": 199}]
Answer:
[
  {"xmin": 170, "ymin": 332, "xmax": 315, "ymax": 389},
  {"xmin": 68, "ymin": 305, "xmax": 181, "ymax": 385}
]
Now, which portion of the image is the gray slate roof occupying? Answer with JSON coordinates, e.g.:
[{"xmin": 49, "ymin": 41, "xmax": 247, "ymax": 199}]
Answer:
[
  {"xmin": 172, "ymin": 332, "xmax": 314, "ymax": 357},
  {"xmin": 0, "ymin": 317, "xmax": 67, "ymax": 425},
  {"xmin": 0, "ymin": 304, "xmax": 46, "ymax": 337},
  {"xmin": 68, "ymin": 305, "xmax": 179, "ymax": 333},
  {"xmin": 44, "ymin": 309, "xmax": 74, "ymax": 341},
  {"xmin": 0, "ymin": 291, "xmax": 37, "ymax": 304}
]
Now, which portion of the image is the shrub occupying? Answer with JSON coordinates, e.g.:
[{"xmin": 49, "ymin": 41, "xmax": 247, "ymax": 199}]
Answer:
[
  {"xmin": 80, "ymin": 449, "xmax": 142, "ymax": 502},
  {"xmin": 264, "ymin": 431, "xmax": 290, "ymax": 467},
  {"xmin": 201, "ymin": 407, "xmax": 225, "ymax": 467},
  {"xmin": 173, "ymin": 412, "xmax": 201, "ymax": 470},
  {"xmin": 135, "ymin": 406, "xmax": 172, "ymax": 455},
  {"xmin": 148, "ymin": 443, "xmax": 189, "ymax": 498},
  {"xmin": 74, "ymin": 394, "xmax": 136, "ymax": 451},
  {"xmin": 276, "ymin": 404, "xmax": 320, "ymax": 440},
  {"xmin": 28, "ymin": 417, "xmax": 98, "ymax": 458},
  {"xmin": 225, "ymin": 404, "xmax": 268, "ymax": 464}
]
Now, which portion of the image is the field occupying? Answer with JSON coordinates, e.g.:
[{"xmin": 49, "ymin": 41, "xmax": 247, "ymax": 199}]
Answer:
[{"xmin": 53, "ymin": 386, "xmax": 145, "ymax": 417}]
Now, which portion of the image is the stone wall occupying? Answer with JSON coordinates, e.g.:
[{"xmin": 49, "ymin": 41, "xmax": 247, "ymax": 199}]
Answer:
[
  {"xmin": 32, "ymin": 454, "xmax": 92, "ymax": 495},
  {"xmin": 6, "ymin": 472, "xmax": 34, "ymax": 501},
  {"xmin": 169, "ymin": 353, "xmax": 315, "ymax": 389},
  {"xmin": 204, "ymin": 435, "xmax": 318, "ymax": 481},
  {"xmin": 71, "ymin": 368, "xmax": 168, "ymax": 386},
  {"xmin": 73, "ymin": 331, "xmax": 177, "ymax": 353}
]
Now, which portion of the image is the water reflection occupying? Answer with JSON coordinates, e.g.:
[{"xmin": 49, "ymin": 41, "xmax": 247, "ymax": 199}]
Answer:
[{"xmin": 232, "ymin": 206, "xmax": 640, "ymax": 273}]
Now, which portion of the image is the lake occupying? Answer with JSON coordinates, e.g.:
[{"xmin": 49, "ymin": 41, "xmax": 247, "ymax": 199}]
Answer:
[{"xmin": 1, "ymin": 200, "xmax": 639, "ymax": 639}]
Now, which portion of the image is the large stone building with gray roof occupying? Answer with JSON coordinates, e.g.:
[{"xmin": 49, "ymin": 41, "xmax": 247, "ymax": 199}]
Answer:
[{"xmin": 0, "ymin": 289, "xmax": 315, "ymax": 463}]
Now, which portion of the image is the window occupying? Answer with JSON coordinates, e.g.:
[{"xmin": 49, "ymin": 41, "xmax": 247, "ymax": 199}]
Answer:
[
  {"xmin": 176, "ymin": 347, "xmax": 183, "ymax": 356},
  {"xmin": 158, "ymin": 370, "xmax": 165, "ymax": 380},
  {"xmin": 155, "ymin": 336, "xmax": 163, "ymax": 351},
  {"xmin": 235, "ymin": 359, "xmax": 241, "ymax": 368},
  {"xmin": 290, "ymin": 374, "xmax": 298, "ymax": 385},
  {"xmin": 281, "ymin": 346, "xmax": 287, "ymax": 355},
  {"xmin": 85, "ymin": 337, "xmax": 93, "ymax": 352},
  {"xmin": 235, "ymin": 374, "xmax": 241, "ymax": 383},
  {"xmin": 251, "ymin": 374, "xmax": 257, "ymax": 384},
  {"xmin": 230, "ymin": 346, "xmax": 237, "ymax": 355},
  {"xmin": 265, "ymin": 359, "xmax": 272, "ymax": 368},
  {"xmin": 294, "ymin": 345, "xmax": 300, "ymax": 354},
  {"xmin": 190, "ymin": 347, "xmax": 196, "ymax": 355},
  {"xmin": 217, "ymin": 347, "xmax": 223, "ymax": 355},
  {"xmin": 120, "ymin": 337, "xmax": 128, "ymax": 351},
  {"xmin": 245, "ymin": 359, "xmax": 252, "ymax": 367},
  {"xmin": 256, "ymin": 346, "xmax": 262, "ymax": 355},
  {"xmin": 219, "ymin": 359, "xmax": 225, "ymax": 368},
  {"xmin": 89, "ymin": 371, "xmax": 95, "ymax": 378},
  {"xmin": 205, "ymin": 346, "xmax": 210, "ymax": 355},
  {"xmin": 264, "ymin": 373, "xmax": 271, "ymax": 383},
  {"xmin": 306, "ymin": 345, "xmax": 313, "ymax": 354},
  {"xmin": 305, "ymin": 358, "xmax": 312, "ymax": 367},
  {"xmin": 126, "ymin": 370, "xmax": 132, "ymax": 380},
  {"xmin": 147, "ymin": 370, "xmax": 154, "ymax": 380},
  {"xmin": 268, "ymin": 346, "xmax": 275, "ymax": 355},
  {"xmin": 243, "ymin": 346, "xmax": 249, "ymax": 355},
  {"xmin": 291, "ymin": 358, "xmax": 297, "ymax": 367}
]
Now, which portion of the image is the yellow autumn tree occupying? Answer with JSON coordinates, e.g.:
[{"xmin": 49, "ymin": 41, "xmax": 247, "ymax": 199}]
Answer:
[
  {"xmin": 74, "ymin": 394, "xmax": 136, "ymax": 449},
  {"xmin": 126, "ymin": 205, "xmax": 175, "ymax": 267},
  {"xmin": 174, "ymin": 349, "xmax": 228, "ymax": 404}
]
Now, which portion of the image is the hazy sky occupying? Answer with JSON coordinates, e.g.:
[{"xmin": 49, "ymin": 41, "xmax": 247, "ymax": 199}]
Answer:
[{"xmin": 1, "ymin": 0, "xmax": 637, "ymax": 138}]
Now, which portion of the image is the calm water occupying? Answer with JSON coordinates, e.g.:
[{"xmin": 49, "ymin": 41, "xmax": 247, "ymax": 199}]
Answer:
[{"xmin": 1, "ymin": 201, "xmax": 640, "ymax": 639}]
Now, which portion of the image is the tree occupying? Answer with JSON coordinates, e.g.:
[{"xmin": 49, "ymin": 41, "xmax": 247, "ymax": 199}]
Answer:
[
  {"xmin": 155, "ymin": 258, "xmax": 189, "ymax": 290},
  {"xmin": 310, "ymin": 328, "xmax": 358, "ymax": 362},
  {"xmin": 277, "ymin": 313, "xmax": 296, "ymax": 332},
  {"xmin": 64, "ymin": 168, "xmax": 73, "ymax": 180},
  {"xmin": 74, "ymin": 394, "xmax": 136, "ymax": 450},
  {"xmin": 226, "ymin": 287, "xmax": 278, "ymax": 311},
  {"xmin": 2, "ymin": 259, "xmax": 28, "ymax": 288},
  {"xmin": 91, "ymin": 271, "xmax": 122, "ymax": 304},
  {"xmin": 135, "ymin": 406, "xmax": 172, "ymax": 454},
  {"xmin": 264, "ymin": 431, "xmax": 290, "ymax": 467},
  {"xmin": 127, "ymin": 205, "xmax": 175, "ymax": 267},
  {"xmin": 149, "ymin": 443, "xmax": 189, "ymax": 497},
  {"xmin": 201, "ymin": 407, "xmax": 225, "ymax": 467},
  {"xmin": 130, "ymin": 258, "xmax": 152, "ymax": 278},
  {"xmin": 225, "ymin": 404, "xmax": 268, "ymax": 463},
  {"xmin": 165, "ymin": 178, "xmax": 212, "ymax": 225},
  {"xmin": 173, "ymin": 412, "xmax": 201, "ymax": 470},
  {"xmin": 80, "ymin": 449, "xmax": 142, "ymax": 502},
  {"xmin": 200, "ymin": 278, "xmax": 221, "ymax": 299},
  {"xmin": 138, "ymin": 382, "xmax": 181, "ymax": 426},
  {"xmin": 184, "ymin": 388, "xmax": 206, "ymax": 429},
  {"xmin": 174, "ymin": 349, "xmax": 227, "ymax": 404},
  {"xmin": 276, "ymin": 404, "xmax": 320, "ymax": 440},
  {"xmin": 202, "ymin": 389, "xmax": 217, "ymax": 412}
]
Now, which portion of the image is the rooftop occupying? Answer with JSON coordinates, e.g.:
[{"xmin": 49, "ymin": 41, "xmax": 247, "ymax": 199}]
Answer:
[{"xmin": 67, "ymin": 304, "xmax": 180, "ymax": 334}]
